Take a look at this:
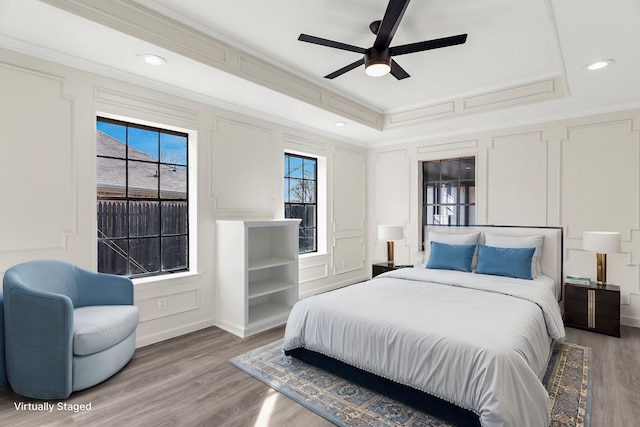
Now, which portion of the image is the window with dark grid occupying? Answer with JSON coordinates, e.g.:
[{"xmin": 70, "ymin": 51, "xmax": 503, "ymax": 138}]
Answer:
[
  {"xmin": 96, "ymin": 117, "xmax": 189, "ymax": 277},
  {"xmin": 422, "ymin": 157, "xmax": 476, "ymax": 246},
  {"xmin": 284, "ymin": 153, "xmax": 317, "ymax": 254}
]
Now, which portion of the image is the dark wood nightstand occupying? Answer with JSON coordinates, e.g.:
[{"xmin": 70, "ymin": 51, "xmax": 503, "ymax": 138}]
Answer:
[
  {"xmin": 564, "ymin": 282, "xmax": 620, "ymax": 337},
  {"xmin": 372, "ymin": 262, "xmax": 413, "ymax": 278}
]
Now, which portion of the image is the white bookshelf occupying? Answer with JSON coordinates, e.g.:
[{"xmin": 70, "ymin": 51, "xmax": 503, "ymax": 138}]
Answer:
[{"xmin": 215, "ymin": 219, "xmax": 300, "ymax": 338}]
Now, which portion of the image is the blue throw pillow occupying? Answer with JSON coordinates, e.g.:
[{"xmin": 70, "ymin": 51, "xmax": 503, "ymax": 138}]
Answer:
[
  {"xmin": 474, "ymin": 245, "xmax": 535, "ymax": 280},
  {"xmin": 426, "ymin": 241, "xmax": 476, "ymax": 273}
]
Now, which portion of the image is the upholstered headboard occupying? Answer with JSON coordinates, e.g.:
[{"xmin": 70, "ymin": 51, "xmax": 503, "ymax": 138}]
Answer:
[{"xmin": 424, "ymin": 225, "xmax": 564, "ymax": 301}]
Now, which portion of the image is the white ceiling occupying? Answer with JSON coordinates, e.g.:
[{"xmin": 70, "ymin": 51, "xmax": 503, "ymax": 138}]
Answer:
[
  {"xmin": 1, "ymin": 0, "xmax": 639, "ymax": 146},
  {"xmin": 135, "ymin": 0, "xmax": 560, "ymax": 112}
]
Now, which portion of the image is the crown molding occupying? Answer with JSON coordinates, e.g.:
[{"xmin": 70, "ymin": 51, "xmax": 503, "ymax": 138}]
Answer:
[
  {"xmin": 386, "ymin": 76, "xmax": 565, "ymax": 128},
  {"xmin": 38, "ymin": 0, "xmax": 384, "ymax": 130},
  {"xmin": 38, "ymin": 0, "xmax": 567, "ymax": 134}
]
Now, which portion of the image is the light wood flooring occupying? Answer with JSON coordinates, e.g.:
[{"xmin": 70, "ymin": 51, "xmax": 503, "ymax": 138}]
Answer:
[{"xmin": 0, "ymin": 324, "xmax": 638, "ymax": 427}]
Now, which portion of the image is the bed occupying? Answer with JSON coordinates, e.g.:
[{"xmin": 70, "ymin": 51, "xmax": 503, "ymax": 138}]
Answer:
[{"xmin": 283, "ymin": 225, "xmax": 566, "ymax": 427}]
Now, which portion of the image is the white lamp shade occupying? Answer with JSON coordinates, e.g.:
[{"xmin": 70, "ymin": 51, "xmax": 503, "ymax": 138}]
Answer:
[
  {"xmin": 583, "ymin": 231, "xmax": 621, "ymax": 254},
  {"xmin": 378, "ymin": 225, "xmax": 404, "ymax": 241}
]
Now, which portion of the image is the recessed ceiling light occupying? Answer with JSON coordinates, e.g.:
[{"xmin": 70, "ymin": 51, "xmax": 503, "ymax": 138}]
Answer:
[
  {"xmin": 585, "ymin": 59, "xmax": 614, "ymax": 71},
  {"xmin": 334, "ymin": 121, "xmax": 347, "ymax": 127},
  {"xmin": 140, "ymin": 53, "xmax": 167, "ymax": 66}
]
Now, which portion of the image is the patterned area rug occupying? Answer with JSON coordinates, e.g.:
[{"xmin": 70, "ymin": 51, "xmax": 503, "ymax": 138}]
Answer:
[{"xmin": 230, "ymin": 340, "xmax": 591, "ymax": 427}]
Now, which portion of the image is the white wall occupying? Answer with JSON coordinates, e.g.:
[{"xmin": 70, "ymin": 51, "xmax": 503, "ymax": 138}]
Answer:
[
  {"xmin": 0, "ymin": 47, "xmax": 368, "ymax": 347},
  {"xmin": 368, "ymin": 109, "xmax": 640, "ymax": 328}
]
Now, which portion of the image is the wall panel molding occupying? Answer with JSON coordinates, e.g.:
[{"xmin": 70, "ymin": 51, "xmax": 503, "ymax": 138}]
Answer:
[
  {"xmin": 283, "ymin": 133, "xmax": 327, "ymax": 156},
  {"xmin": 560, "ymin": 119, "xmax": 639, "ymax": 239},
  {"xmin": 332, "ymin": 235, "xmax": 365, "ymax": 275},
  {"xmin": 238, "ymin": 53, "xmax": 323, "ymax": 105},
  {"xmin": 386, "ymin": 77, "xmax": 565, "ymax": 128},
  {"xmin": 0, "ymin": 63, "xmax": 77, "ymax": 254},
  {"xmin": 561, "ymin": 118, "xmax": 640, "ymax": 306},
  {"xmin": 416, "ymin": 139, "xmax": 478, "ymax": 157},
  {"xmin": 388, "ymin": 102, "xmax": 455, "ymax": 126},
  {"xmin": 137, "ymin": 288, "xmax": 201, "ymax": 322},
  {"xmin": 209, "ymin": 118, "xmax": 276, "ymax": 216},
  {"xmin": 299, "ymin": 260, "xmax": 329, "ymax": 284},
  {"xmin": 462, "ymin": 77, "xmax": 564, "ymax": 113},
  {"xmin": 371, "ymin": 149, "xmax": 412, "ymax": 264},
  {"xmin": 94, "ymin": 87, "xmax": 199, "ymax": 124},
  {"xmin": 486, "ymin": 132, "xmax": 548, "ymax": 225},
  {"xmin": 332, "ymin": 147, "xmax": 365, "ymax": 232},
  {"xmin": 326, "ymin": 94, "xmax": 382, "ymax": 129},
  {"xmin": 373, "ymin": 149, "xmax": 411, "ymax": 226}
]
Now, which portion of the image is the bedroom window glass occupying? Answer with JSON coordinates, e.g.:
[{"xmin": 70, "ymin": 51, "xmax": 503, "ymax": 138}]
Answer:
[
  {"xmin": 284, "ymin": 153, "xmax": 317, "ymax": 254},
  {"xmin": 96, "ymin": 116, "xmax": 189, "ymax": 278},
  {"xmin": 422, "ymin": 157, "xmax": 476, "ymax": 228}
]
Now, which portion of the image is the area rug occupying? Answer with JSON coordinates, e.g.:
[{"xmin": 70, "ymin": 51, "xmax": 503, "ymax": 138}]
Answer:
[{"xmin": 230, "ymin": 340, "xmax": 591, "ymax": 427}]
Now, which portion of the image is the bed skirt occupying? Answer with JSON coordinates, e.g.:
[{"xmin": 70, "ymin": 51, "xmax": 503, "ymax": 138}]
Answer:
[{"xmin": 284, "ymin": 347, "xmax": 481, "ymax": 427}]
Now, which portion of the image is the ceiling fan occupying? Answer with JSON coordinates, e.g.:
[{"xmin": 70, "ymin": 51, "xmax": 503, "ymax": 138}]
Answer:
[{"xmin": 298, "ymin": 0, "xmax": 467, "ymax": 80}]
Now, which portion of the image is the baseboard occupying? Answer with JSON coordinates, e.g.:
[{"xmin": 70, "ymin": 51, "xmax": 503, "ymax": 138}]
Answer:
[
  {"xmin": 621, "ymin": 315, "xmax": 640, "ymax": 329},
  {"xmin": 135, "ymin": 318, "xmax": 215, "ymax": 348}
]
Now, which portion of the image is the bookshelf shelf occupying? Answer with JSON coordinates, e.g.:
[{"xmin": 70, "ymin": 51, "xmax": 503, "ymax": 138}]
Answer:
[{"xmin": 216, "ymin": 219, "xmax": 300, "ymax": 338}]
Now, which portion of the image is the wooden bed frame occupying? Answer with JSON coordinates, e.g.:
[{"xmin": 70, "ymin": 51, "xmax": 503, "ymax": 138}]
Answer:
[{"xmin": 285, "ymin": 225, "xmax": 564, "ymax": 427}]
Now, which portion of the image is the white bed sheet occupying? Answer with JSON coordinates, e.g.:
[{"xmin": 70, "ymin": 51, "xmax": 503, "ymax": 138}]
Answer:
[
  {"xmin": 515, "ymin": 272, "xmax": 555, "ymax": 295},
  {"xmin": 283, "ymin": 268, "xmax": 566, "ymax": 427}
]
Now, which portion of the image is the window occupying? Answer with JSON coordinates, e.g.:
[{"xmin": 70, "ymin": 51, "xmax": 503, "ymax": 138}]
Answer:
[
  {"xmin": 96, "ymin": 117, "xmax": 189, "ymax": 278},
  {"xmin": 422, "ymin": 156, "xmax": 476, "ymax": 235},
  {"xmin": 284, "ymin": 153, "xmax": 317, "ymax": 254}
]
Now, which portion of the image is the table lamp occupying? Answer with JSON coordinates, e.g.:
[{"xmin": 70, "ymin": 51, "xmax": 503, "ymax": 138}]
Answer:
[
  {"xmin": 378, "ymin": 225, "xmax": 404, "ymax": 265},
  {"xmin": 582, "ymin": 231, "xmax": 621, "ymax": 285}
]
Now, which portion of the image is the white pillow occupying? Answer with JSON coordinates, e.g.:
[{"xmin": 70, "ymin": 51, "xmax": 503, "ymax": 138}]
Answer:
[
  {"xmin": 426, "ymin": 231, "xmax": 480, "ymax": 268},
  {"xmin": 483, "ymin": 233, "xmax": 544, "ymax": 277},
  {"xmin": 428, "ymin": 231, "xmax": 480, "ymax": 246}
]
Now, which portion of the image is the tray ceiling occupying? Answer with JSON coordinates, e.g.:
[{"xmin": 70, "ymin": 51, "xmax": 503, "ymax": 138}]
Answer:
[{"xmin": 1, "ymin": 0, "xmax": 639, "ymax": 146}]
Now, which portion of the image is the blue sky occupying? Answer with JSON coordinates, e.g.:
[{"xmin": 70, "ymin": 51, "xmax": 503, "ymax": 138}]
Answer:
[{"xmin": 97, "ymin": 121, "xmax": 187, "ymax": 165}]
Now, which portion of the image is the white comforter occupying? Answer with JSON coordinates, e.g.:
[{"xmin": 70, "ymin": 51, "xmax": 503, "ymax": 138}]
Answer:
[{"xmin": 283, "ymin": 268, "xmax": 566, "ymax": 427}]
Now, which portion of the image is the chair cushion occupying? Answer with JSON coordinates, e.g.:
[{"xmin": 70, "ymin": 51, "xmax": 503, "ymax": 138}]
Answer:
[{"xmin": 73, "ymin": 305, "xmax": 139, "ymax": 356}]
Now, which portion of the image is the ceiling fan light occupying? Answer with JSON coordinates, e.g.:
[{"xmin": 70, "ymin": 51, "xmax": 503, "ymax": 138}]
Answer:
[{"xmin": 365, "ymin": 61, "xmax": 391, "ymax": 77}]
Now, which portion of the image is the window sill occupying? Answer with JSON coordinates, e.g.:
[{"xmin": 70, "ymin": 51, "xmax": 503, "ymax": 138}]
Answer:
[
  {"xmin": 298, "ymin": 252, "xmax": 329, "ymax": 266},
  {"xmin": 299, "ymin": 252, "xmax": 328, "ymax": 259},
  {"xmin": 133, "ymin": 271, "xmax": 203, "ymax": 289}
]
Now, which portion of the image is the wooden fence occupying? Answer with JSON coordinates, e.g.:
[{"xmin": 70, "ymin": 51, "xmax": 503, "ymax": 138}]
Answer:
[{"xmin": 97, "ymin": 200, "xmax": 188, "ymax": 276}]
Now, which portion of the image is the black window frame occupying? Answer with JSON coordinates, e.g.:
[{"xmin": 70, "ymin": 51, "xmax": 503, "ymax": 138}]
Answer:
[
  {"xmin": 421, "ymin": 156, "xmax": 476, "ymax": 249},
  {"xmin": 96, "ymin": 116, "xmax": 189, "ymax": 278},
  {"xmin": 284, "ymin": 152, "xmax": 318, "ymax": 254}
]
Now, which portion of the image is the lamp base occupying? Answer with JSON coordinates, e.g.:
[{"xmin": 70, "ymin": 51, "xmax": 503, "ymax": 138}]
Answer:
[
  {"xmin": 386, "ymin": 241, "xmax": 394, "ymax": 266},
  {"xmin": 596, "ymin": 253, "xmax": 607, "ymax": 286}
]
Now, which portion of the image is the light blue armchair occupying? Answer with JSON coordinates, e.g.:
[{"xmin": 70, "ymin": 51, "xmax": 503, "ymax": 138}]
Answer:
[
  {"xmin": 0, "ymin": 292, "xmax": 6, "ymax": 389},
  {"xmin": 3, "ymin": 260, "xmax": 139, "ymax": 399}
]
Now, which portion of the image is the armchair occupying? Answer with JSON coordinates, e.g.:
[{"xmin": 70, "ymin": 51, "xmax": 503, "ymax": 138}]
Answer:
[
  {"xmin": 3, "ymin": 260, "xmax": 139, "ymax": 399},
  {"xmin": 0, "ymin": 293, "xmax": 6, "ymax": 389}
]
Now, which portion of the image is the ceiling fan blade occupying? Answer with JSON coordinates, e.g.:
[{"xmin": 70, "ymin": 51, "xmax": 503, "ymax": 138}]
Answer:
[
  {"xmin": 390, "ymin": 34, "xmax": 468, "ymax": 56},
  {"xmin": 324, "ymin": 58, "xmax": 365, "ymax": 79},
  {"xmin": 373, "ymin": 0, "xmax": 411, "ymax": 49},
  {"xmin": 390, "ymin": 59, "xmax": 410, "ymax": 80},
  {"xmin": 298, "ymin": 34, "xmax": 365, "ymax": 54}
]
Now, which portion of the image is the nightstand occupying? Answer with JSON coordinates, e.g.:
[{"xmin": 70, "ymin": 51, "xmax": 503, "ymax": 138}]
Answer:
[
  {"xmin": 564, "ymin": 282, "xmax": 620, "ymax": 337},
  {"xmin": 372, "ymin": 262, "xmax": 412, "ymax": 278}
]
